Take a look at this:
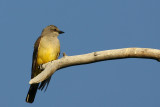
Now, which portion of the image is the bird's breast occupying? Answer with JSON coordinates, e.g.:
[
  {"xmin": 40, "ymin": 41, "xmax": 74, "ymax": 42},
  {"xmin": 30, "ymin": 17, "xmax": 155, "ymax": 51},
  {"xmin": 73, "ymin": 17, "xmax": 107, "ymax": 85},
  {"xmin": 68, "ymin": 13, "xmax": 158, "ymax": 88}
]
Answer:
[{"xmin": 37, "ymin": 36, "xmax": 60, "ymax": 65}]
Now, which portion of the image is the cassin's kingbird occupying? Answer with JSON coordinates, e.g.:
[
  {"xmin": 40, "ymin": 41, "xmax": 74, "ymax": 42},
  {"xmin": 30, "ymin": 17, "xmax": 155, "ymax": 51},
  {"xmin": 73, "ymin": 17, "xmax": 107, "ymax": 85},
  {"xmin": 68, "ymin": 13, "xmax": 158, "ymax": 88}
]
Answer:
[{"xmin": 26, "ymin": 25, "xmax": 64, "ymax": 103}]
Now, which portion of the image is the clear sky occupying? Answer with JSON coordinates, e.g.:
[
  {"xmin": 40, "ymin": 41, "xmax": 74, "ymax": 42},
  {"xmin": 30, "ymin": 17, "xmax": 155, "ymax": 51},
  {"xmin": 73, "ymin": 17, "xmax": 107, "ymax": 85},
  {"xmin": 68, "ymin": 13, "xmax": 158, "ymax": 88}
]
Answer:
[{"xmin": 0, "ymin": 0, "xmax": 160, "ymax": 107}]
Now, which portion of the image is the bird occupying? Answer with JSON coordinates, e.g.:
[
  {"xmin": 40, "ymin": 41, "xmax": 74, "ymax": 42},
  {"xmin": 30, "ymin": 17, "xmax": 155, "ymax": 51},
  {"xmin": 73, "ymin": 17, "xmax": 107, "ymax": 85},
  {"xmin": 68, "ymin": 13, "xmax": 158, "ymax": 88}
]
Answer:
[{"xmin": 26, "ymin": 25, "xmax": 64, "ymax": 103}]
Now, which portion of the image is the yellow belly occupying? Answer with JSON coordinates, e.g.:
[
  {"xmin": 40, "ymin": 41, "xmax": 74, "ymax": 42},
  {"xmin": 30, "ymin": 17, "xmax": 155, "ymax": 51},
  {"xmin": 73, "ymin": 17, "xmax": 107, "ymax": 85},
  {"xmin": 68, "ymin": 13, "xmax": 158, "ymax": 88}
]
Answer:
[{"xmin": 37, "ymin": 45, "xmax": 60, "ymax": 65}]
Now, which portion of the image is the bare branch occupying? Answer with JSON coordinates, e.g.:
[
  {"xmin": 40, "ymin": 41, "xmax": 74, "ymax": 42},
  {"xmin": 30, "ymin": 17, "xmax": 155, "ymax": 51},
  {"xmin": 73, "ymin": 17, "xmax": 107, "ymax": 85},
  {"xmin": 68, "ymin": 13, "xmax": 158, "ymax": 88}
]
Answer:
[{"xmin": 29, "ymin": 47, "xmax": 160, "ymax": 84}]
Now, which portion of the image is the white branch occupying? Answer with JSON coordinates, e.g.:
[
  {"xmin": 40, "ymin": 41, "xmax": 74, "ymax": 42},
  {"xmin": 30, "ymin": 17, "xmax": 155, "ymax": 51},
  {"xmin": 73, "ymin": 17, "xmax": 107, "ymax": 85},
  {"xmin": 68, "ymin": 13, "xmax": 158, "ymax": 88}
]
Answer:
[{"xmin": 29, "ymin": 47, "xmax": 160, "ymax": 84}]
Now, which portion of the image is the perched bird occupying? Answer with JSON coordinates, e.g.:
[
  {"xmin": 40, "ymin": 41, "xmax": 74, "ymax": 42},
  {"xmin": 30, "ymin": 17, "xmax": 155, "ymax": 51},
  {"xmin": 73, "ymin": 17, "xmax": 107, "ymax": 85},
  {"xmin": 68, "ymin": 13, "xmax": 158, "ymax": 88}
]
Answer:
[{"xmin": 26, "ymin": 25, "xmax": 64, "ymax": 103}]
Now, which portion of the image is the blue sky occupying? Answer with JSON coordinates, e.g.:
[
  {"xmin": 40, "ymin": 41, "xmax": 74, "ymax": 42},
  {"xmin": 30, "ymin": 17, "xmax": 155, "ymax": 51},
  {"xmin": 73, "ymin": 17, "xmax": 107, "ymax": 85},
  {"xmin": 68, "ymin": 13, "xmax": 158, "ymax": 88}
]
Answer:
[{"xmin": 0, "ymin": 0, "xmax": 160, "ymax": 107}]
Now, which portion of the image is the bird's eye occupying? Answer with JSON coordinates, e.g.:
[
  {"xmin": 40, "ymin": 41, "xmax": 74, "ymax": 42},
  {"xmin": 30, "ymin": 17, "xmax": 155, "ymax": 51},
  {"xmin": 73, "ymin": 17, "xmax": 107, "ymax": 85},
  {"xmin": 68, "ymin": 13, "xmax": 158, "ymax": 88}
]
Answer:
[{"xmin": 51, "ymin": 29, "xmax": 57, "ymax": 31}]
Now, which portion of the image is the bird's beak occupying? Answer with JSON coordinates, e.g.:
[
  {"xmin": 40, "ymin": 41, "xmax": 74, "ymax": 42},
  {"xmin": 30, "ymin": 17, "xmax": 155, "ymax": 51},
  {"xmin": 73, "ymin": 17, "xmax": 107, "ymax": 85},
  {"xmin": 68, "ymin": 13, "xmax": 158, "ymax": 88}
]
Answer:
[{"xmin": 58, "ymin": 30, "xmax": 64, "ymax": 34}]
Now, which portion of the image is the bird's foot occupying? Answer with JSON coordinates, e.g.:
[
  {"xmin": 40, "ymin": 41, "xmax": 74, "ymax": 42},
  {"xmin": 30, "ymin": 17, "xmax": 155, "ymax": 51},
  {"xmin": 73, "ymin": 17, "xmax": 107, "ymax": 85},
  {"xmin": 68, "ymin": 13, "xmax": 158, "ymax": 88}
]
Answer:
[{"xmin": 38, "ymin": 64, "xmax": 44, "ymax": 71}]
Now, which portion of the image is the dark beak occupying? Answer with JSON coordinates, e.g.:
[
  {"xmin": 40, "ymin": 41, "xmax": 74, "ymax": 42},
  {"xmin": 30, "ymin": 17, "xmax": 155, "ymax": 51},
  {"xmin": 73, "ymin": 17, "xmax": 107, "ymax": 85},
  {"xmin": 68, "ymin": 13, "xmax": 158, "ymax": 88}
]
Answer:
[{"xmin": 58, "ymin": 30, "xmax": 64, "ymax": 34}]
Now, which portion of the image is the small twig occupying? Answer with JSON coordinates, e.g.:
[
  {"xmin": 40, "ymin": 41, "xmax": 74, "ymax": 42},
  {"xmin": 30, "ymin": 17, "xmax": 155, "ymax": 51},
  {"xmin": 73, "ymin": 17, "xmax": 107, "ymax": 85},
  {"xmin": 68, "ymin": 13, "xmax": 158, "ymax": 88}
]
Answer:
[{"xmin": 63, "ymin": 52, "xmax": 67, "ymax": 57}]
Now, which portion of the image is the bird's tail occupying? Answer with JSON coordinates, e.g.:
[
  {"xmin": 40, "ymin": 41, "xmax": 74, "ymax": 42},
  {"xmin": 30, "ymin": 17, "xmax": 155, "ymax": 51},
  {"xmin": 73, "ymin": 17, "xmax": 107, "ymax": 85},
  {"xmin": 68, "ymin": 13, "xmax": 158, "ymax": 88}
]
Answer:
[{"xmin": 26, "ymin": 83, "xmax": 39, "ymax": 103}]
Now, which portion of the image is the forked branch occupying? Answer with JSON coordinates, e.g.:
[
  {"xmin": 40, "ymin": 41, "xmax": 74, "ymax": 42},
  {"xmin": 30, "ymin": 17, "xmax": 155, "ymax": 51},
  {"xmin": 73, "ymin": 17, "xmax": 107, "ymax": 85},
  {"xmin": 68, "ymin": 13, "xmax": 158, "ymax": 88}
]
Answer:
[{"xmin": 29, "ymin": 47, "xmax": 160, "ymax": 84}]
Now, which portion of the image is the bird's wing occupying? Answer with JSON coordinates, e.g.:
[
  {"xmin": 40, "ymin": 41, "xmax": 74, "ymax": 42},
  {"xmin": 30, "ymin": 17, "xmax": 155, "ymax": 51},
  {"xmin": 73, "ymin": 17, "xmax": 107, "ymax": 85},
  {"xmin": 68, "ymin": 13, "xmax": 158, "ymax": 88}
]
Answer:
[{"xmin": 31, "ymin": 36, "xmax": 42, "ymax": 78}]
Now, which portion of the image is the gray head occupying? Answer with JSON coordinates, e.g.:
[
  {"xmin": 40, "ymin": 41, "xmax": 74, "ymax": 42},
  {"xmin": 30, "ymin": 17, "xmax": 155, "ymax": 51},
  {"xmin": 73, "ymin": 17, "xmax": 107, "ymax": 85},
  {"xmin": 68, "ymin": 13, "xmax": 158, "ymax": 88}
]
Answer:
[{"xmin": 41, "ymin": 25, "xmax": 64, "ymax": 36}]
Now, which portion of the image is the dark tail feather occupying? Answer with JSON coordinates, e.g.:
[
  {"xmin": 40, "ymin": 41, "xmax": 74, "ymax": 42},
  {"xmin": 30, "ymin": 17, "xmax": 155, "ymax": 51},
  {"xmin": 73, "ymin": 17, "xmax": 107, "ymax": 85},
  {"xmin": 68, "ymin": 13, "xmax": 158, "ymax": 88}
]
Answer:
[
  {"xmin": 26, "ymin": 83, "xmax": 39, "ymax": 103},
  {"xmin": 38, "ymin": 77, "xmax": 51, "ymax": 91}
]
